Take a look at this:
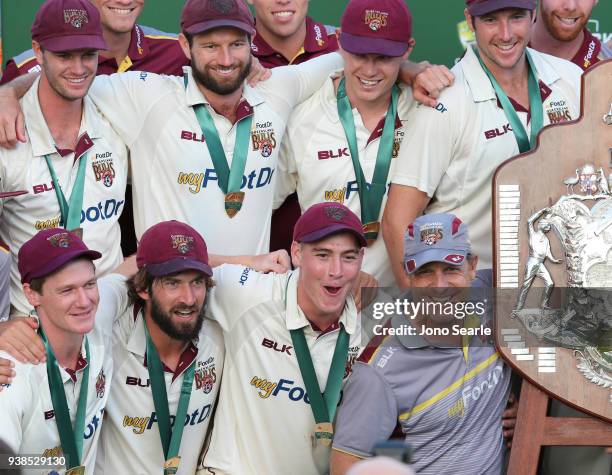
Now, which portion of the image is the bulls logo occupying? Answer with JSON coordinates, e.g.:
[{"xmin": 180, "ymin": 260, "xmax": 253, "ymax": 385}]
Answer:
[
  {"xmin": 195, "ymin": 357, "xmax": 217, "ymax": 394},
  {"xmin": 420, "ymin": 226, "xmax": 443, "ymax": 246},
  {"xmin": 171, "ymin": 234, "xmax": 194, "ymax": 254},
  {"xmin": 96, "ymin": 369, "xmax": 106, "ymax": 398},
  {"xmin": 364, "ymin": 10, "xmax": 389, "ymax": 31},
  {"xmin": 210, "ymin": 0, "xmax": 234, "ymax": 14},
  {"xmin": 325, "ymin": 206, "xmax": 347, "ymax": 221},
  {"xmin": 63, "ymin": 9, "xmax": 88, "ymax": 28},
  {"xmin": 92, "ymin": 154, "xmax": 116, "ymax": 188},
  {"xmin": 47, "ymin": 232, "xmax": 72, "ymax": 248},
  {"xmin": 260, "ymin": 140, "xmax": 273, "ymax": 158}
]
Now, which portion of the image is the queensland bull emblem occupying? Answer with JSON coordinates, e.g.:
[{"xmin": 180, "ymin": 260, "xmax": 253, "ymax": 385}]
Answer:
[
  {"xmin": 325, "ymin": 206, "xmax": 347, "ymax": 221},
  {"xmin": 63, "ymin": 9, "xmax": 89, "ymax": 29},
  {"xmin": 47, "ymin": 232, "xmax": 71, "ymax": 248},
  {"xmin": 210, "ymin": 0, "xmax": 235, "ymax": 14},
  {"xmin": 171, "ymin": 234, "xmax": 194, "ymax": 254},
  {"xmin": 420, "ymin": 225, "xmax": 443, "ymax": 246},
  {"xmin": 364, "ymin": 10, "xmax": 389, "ymax": 32},
  {"xmin": 95, "ymin": 369, "xmax": 106, "ymax": 398}
]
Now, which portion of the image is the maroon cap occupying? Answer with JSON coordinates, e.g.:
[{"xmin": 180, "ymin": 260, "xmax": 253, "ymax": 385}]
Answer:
[
  {"xmin": 18, "ymin": 228, "xmax": 102, "ymax": 284},
  {"xmin": 339, "ymin": 0, "xmax": 412, "ymax": 57},
  {"xmin": 466, "ymin": 0, "xmax": 536, "ymax": 16},
  {"xmin": 137, "ymin": 221, "xmax": 212, "ymax": 277},
  {"xmin": 293, "ymin": 203, "xmax": 367, "ymax": 248},
  {"xmin": 31, "ymin": 0, "xmax": 107, "ymax": 52},
  {"xmin": 181, "ymin": 0, "xmax": 255, "ymax": 36}
]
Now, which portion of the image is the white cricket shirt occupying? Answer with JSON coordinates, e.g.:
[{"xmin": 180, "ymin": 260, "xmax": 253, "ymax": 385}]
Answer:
[
  {"xmin": 391, "ymin": 47, "xmax": 582, "ymax": 268},
  {"xmin": 0, "ymin": 274, "xmax": 127, "ymax": 474},
  {"xmin": 200, "ymin": 265, "xmax": 362, "ymax": 475},
  {"xmin": 275, "ymin": 72, "xmax": 416, "ymax": 287},
  {"xmin": 0, "ymin": 77, "xmax": 128, "ymax": 315},
  {"xmin": 87, "ymin": 53, "xmax": 343, "ymax": 256}
]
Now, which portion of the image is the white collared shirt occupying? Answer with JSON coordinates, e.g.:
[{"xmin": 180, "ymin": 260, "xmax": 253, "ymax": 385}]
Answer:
[
  {"xmin": 0, "ymin": 77, "xmax": 128, "ymax": 315},
  {"xmin": 200, "ymin": 265, "xmax": 361, "ymax": 475},
  {"xmin": 95, "ymin": 304, "xmax": 224, "ymax": 475},
  {"xmin": 0, "ymin": 274, "xmax": 128, "ymax": 475},
  {"xmin": 275, "ymin": 72, "xmax": 416, "ymax": 286},
  {"xmin": 391, "ymin": 47, "xmax": 582, "ymax": 268},
  {"xmin": 87, "ymin": 53, "xmax": 343, "ymax": 256}
]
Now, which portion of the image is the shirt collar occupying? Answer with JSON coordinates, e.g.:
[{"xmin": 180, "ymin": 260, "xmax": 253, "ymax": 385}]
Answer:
[
  {"xmin": 98, "ymin": 24, "xmax": 149, "ymax": 71},
  {"xmin": 24, "ymin": 77, "xmax": 103, "ymax": 158},
  {"xmin": 284, "ymin": 269, "xmax": 358, "ymax": 335},
  {"xmin": 182, "ymin": 66, "xmax": 264, "ymax": 112},
  {"xmin": 463, "ymin": 46, "xmax": 560, "ymax": 103},
  {"xmin": 60, "ymin": 337, "xmax": 88, "ymax": 384}
]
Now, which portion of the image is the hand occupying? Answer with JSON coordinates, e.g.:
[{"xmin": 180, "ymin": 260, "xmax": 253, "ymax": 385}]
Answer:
[
  {"xmin": 246, "ymin": 56, "xmax": 272, "ymax": 87},
  {"xmin": 502, "ymin": 392, "xmax": 518, "ymax": 448},
  {"xmin": 411, "ymin": 62, "xmax": 454, "ymax": 108},
  {"xmin": 0, "ymin": 317, "xmax": 46, "ymax": 364},
  {"xmin": 351, "ymin": 271, "xmax": 379, "ymax": 311},
  {"xmin": 0, "ymin": 87, "xmax": 26, "ymax": 148},
  {"xmin": 0, "ymin": 357, "xmax": 15, "ymax": 389},
  {"xmin": 249, "ymin": 250, "xmax": 291, "ymax": 274}
]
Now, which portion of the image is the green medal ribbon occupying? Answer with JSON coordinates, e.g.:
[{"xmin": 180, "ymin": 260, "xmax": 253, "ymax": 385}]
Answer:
[
  {"xmin": 336, "ymin": 77, "xmax": 399, "ymax": 243},
  {"xmin": 185, "ymin": 73, "xmax": 253, "ymax": 217},
  {"xmin": 143, "ymin": 317, "xmax": 195, "ymax": 475},
  {"xmin": 40, "ymin": 327, "xmax": 89, "ymax": 470},
  {"xmin": 44, "ymin": 152, "xmax": 88, "ymax": 231},
  {"xmin": 285, "ymin": 274, "xmax": 350, "ymax": 425},
  {"xmin": 473, "ymin": 46, "xmax": 544, "ymax": 153}
]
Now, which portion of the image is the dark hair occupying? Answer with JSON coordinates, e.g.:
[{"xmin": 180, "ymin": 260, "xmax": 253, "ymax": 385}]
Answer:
[
  {"xmin": 471, "ymin": 8, "xmax": 534, "ymax": 30},
  {"xmin": 26, "ymin": 258, "xmax": 96, "ymax": 295},
  {"xmin": 127, "ymin": 268, "xmax": 215, "ymax": 307}
]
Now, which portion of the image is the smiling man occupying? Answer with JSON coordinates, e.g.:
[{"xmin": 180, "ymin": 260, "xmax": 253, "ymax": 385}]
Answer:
[
  {"xmin": 331, "ymin": 214, "xmax": 513, "ymax": 475},
  {"xmin": 275, "ymin": 0, "xmax": 424, "ymax": 288},
  {"xmin": 0, "ymin": 228, "xmax": 120, "ymax": 474},
  {"xmin": 0, "ymin": 0, "xmax": 128, "ymax": 316},
  {"xmin": 530, "ymin": 0, "xmax": 612, "ymax": 70},
  {"xmin": 383, "ymin": 0, "xmax": 582, "ymax": 287},
  {"xmin": 199, "ymin": 202, "xmax": 366, "ymax": 475}
]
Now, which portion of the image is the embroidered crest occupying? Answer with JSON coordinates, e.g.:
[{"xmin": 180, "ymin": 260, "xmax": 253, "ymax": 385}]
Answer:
[
  {"xmin": 210, "ymin": 0, "xmax": 235, "ymax": 14},
  {"xmin": 420, "ymin": 223, "xmax": 443, "ymax": 246},
  {"xmin": 95, "ymin": 368, "xmax": 106, "ymax": 398},
  {"xmin": 364, "ymin": 10, "xmax": 389, "ymax": 32},
  {"xmin": 195, "ymin": 357, "xmax": 217, "ymax": 394},
  {"xmin": 63, "ymin": 9, "xmax": 89, "ymax": 29},
  {"xmin": 325, "ymin": 206, "xmax": 347, "ymax": 221},
  {"xmin": 171, "ymin": 234, "xmax": 194, "ymax": 254},
  {"xmin": 47, "ymin": 232, "xmax": 72, "ymax": 248}
]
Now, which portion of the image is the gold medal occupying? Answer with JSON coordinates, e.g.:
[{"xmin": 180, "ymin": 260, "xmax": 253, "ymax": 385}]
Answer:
[
  {"xmin": 311, "ymin": 422, "xmax": 333, "ymax": 474},
  {"xmin": 362, "ymin": 221, "xmax": 380, "ymax": 246},
  {"xmin": 66, "ymin": 466, "xmax": 86, "ymax": 475},
  {"xmin": 163, "ymin": 456, "xmax": 181, "ymax": 474},
  {"xmin": 224, "ymin": 192, "xmax": 245, "ymax": 218}
]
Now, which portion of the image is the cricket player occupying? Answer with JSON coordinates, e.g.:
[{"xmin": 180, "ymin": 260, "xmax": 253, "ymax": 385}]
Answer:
[
  {"xmin": 199, "ymin": 202, "xmax": 366, "ymax": 475},
  {"xmin": 0, "ymin": 228, "xmax": 126, "ymax": 474},
  {"xmin": 530, "ymin": 0, "xmax": 612, "ymax": 70},
  {"xmin": 331, "ymin": 213, "xmax": 513, "ymax": 475},
  {"xmin": 382, "ymin": 0, "xmax": 582, "ymax": 287},
  {"xmin": 275, "ymin": 0, "xmax": 430, "ymax": 287},
  {"xmin": 0, "ymin": 0, "xmax": 129, "ymax": 316}
]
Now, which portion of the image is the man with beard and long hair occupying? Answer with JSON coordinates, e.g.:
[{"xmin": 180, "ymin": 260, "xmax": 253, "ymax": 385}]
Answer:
[{"xmin": 530, "ymin": 0, "xmax": 612, "ymax": 70}]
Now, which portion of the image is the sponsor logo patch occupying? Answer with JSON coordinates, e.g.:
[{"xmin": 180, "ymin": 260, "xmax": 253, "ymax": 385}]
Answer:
[{"xmin": 252, "ymin": 121, "xmax": 277, "ymax": 158}]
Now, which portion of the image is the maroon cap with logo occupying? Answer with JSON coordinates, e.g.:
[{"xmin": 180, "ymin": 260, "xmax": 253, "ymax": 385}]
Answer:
[
  {"xmin": 137, "ymin": 221, "xmax": 213, "ymax": 277},
  {"xmin": 293, "ymin": 202, "xmax": 367, "ymax": 248},
  {"xmin": 466, "ymin": 0, "xmax": 536, "ymax": 16},
  {"xmin": 339, "ymin": 0, "xmax": 413, "ymax": 57},
  {"xmin": 18, "ymin": 228, "xmax": 102, "ymax": 284},
  {"xmin": 31, "ymin": 0, "xmax": 107, "ymax": 52},
  {"xmin": 181, "ymin": 0, "xmax": 255, "ymax": 36}
]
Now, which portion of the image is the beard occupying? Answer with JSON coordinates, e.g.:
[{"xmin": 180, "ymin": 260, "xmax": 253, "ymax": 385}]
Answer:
[
  {"xmin": 540, "ymin": 7, "xmax": 590, "ymax": 42},
  {"xmin": 150, "ymin": 294, "xmax": 205, "ymax": 342},
  {"xmin": 191, "ymin": 55, "xmax": 252, "ymax": 95}
]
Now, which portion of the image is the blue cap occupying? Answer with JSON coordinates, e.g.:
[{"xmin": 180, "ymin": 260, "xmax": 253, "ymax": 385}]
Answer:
[{"xmin": 403, "ymin": 213, "xmax": 471, "ymax": 274}]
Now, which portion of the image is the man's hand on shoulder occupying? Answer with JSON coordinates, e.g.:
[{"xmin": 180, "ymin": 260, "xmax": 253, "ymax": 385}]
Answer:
[
  {"xmin": 248, "ymin": 250, "xmax": 291, "ymax": 274},
  {"xmin": 401, "ymin": 61, "xmax": 454, "ymax": 108},
  {"xmin": 246, "ymin": 56, "xmax": 272, "ymax": 87},
  {"xmin": 0, "ymin": 86, "xmax": 26, "ymax": 148},
  {"xmin": 0, "ymin": 317, "xmax": 45, "ymax": 364}
]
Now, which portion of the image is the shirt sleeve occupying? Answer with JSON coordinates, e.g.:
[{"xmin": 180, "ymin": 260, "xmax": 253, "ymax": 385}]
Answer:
[
  {"xmin": 0, "ymin": 356, "xmax": 29, "ymax": 452},
  {"xmin": 206, "ymin": 264, "xmax": 273, "ymax": 332},
  {"xmin": 273, "ymin": 128, "xmax": 299, "ymax": 210},
  {"xmin": 391, "ymin": 99, "xmax": 457, "ymax": 197},
  {"xmin": 258, "ymin": 52, "xmax": 343, "ymax": 120},
  {"xmin": 95, "ymin": 274, "xmax": 130, "ymax": 331},
  {"xmin": 332, "ymin": 362, "xmax": 398, "ymax": 458},
  {"xmin": 87, "ymin": 71, "xmax": 173, "ymax": 145}
]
